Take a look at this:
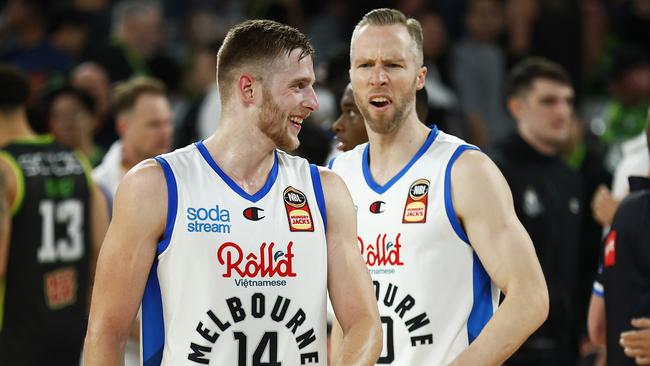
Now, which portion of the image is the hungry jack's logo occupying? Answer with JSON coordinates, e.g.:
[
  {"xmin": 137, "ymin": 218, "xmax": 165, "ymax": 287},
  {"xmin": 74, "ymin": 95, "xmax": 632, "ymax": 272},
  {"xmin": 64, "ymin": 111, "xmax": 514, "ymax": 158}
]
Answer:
[
  {"xmin": 402, "ymin": 179, "xmax": 429, "ymax": 223},
  {"xmin": 283, "ymin": 186, "xmax": 314, "ymax": 232}
]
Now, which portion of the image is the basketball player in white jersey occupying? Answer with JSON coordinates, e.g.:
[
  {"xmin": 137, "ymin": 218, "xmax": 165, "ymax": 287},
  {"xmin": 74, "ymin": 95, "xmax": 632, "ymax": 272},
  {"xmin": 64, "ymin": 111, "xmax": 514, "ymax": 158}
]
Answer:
[
  {"xmin": 329, "ymin": 9, "xmax": 548, "ymax": 365},
  {"xmin": 84, "ymin": 20, "xmax": 382, "ymax": 365}
]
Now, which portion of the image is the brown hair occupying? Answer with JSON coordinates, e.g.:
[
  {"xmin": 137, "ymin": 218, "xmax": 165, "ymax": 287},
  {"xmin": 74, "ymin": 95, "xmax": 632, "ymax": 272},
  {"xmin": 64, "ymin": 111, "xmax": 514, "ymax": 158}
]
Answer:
[
  {"xmin": 216, "ymin": 19, "xmax": 313, "ymax": 103},
  {"xmin": 352, "ymin": 8, "xmax": 424, "ymax": 65},
  {"xmin": 111, "ymin": 76, "xmax": 166, "ymax": 116},
  {"xmin": 506, "ymin": 57, "xmax": 571, "ymax": 98}
]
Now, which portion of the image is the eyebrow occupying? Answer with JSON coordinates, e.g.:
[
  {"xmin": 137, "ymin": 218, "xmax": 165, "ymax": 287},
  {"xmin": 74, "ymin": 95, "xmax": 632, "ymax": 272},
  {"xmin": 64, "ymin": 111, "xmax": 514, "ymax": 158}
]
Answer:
[{"xmin": 288, "ymin": 77, "xmax": 313, "ymax": 86}]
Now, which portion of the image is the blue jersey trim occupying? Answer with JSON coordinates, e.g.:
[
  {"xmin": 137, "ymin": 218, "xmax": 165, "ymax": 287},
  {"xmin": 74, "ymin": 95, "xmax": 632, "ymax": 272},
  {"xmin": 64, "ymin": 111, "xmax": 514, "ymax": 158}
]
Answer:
[
  {"xmin": 310, "ymin": 164, "xmax": 327, "ymax": 232},
  {"xmin": 444, "ymin": 145, "xmax": 479, "ymax": 244},
  {"xmin": 362, "ymin": 126, "xmax": 439, "ymax": 195},
  {"xmin": 468, "ymin": 252, "xmax": 494, "ymax": 342},
  {"xmin": 327, "ymin": 157, "xmax": 336, "ymax": 170},
  {"xmin": 154, "ymin": 157, "xmax": 178, "ymax": 255},
  {"xmin": 142, "ymin": 259, "xmax": 164, "ymax": 366},
  {"xmin": 196, "ymin": 141, "xmax": 278, "ymax": 203}
]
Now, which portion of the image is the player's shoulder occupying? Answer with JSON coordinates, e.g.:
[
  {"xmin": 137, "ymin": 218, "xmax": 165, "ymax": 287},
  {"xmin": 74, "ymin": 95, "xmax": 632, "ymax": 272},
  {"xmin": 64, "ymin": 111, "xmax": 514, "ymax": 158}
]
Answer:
[
  {"xmin": 328, "ymin": 143, "xmax": 367, "ymax": 171},
  {"xmin": 156, "ymin": 143, "xmax": 201, "ymax": 165}
]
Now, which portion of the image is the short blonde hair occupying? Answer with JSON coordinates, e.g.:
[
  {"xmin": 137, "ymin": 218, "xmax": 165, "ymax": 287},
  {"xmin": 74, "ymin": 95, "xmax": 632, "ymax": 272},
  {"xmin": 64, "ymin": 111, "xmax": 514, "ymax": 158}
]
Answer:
[{"xmin": 352, "ymin": 8, "xmax": 424, "ymax": 65}]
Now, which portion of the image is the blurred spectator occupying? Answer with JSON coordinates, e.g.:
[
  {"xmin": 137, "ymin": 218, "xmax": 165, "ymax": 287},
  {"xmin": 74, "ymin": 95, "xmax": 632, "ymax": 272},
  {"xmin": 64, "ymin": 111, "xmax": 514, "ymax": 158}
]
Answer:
[
  {"xmin": 92, "ymin": 76, "xmax": 172, "ymax": 365},
  {"xmin": 70, "ymin": 62, "xmax": 116, "ymax": 150},
  {"xmin": 588, "ymin": 120, "xmax": 650, "ymax": 366},
  {"xmin": 602, "ymin": 46, "xmax": 650, "ymax": 146},
  {"xmin": 47, "ymin": 85, "xmax": 104, "ymax": 166},
  {"xmin": 87, "ymin": 0, "xmax": 182, "ymax": 93},
  {"xmin": 492, "ymin": 57, "xmax": 582, "ymax": 365},
  {"xmin": 48, "ymin": 7, "xmax": 89, "ymax": 62},
  {"xmin": 451, "ymin": 0, "xmax": 510, "ymax": 150},
  {"xmin": 0, "ymin": 0, "xmax": 71, "ymax": 94},
  {"xmin": 418, "ymin": 9, "xmax": 460, "ymax": 135},
  {"xmin": 174, "ymin": 43, "xmax": 221, "ymax": 147},
  {"xmin": 592, "ymin": 129, "xmax": 649, "ymax": 228},
  {"xmin": 560, "ymin": 112, "xmax": 612, "ymax": 361}
]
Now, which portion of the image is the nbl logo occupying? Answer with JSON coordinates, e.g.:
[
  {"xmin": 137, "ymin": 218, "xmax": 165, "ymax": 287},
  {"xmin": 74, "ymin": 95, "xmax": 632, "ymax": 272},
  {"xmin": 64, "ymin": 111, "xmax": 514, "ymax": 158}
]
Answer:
[
  {"xmin": 283, "ymin": 186, "xmax": 314, "ymax": 232},
  {"xmin": 402, "ymin": 179, "xmax": 430, "ymax": 223}
]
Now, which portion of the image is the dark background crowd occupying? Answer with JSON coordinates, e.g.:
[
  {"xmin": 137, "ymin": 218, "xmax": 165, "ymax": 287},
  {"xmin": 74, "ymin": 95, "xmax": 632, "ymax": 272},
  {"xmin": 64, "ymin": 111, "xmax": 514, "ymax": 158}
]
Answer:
[{"xmin": 0, "ymin": 0, "xmax": 649, "ymax": 365}]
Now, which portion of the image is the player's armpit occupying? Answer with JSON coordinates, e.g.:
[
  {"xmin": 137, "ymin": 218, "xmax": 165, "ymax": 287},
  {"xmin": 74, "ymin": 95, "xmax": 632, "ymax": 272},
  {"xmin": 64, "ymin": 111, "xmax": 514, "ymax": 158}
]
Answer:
[
  {"xmin": 84, "ymin": 159, "xmax": 167, "ymax": 364},
  {"xmin": 449, "ymin": 150, "xmax": 549, "ymax": 366},
  {"xmin": 319, "ymin": 168, "xmax": 382, "ymax": 366}
]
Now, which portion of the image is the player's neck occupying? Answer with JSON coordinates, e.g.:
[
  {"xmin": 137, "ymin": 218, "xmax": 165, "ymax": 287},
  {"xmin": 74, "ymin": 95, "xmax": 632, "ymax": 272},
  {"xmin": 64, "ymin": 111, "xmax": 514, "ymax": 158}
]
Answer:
[
  {"xmin": 366, "ymin": 115, "xmax": 431, "ymax": 186},
  {"xmin": 203, "ymin": 115, "xmax": 277, "ymax": 195},
  {"xmin": 0, "ymin": 110, "xmax": 36, "ymax": 146}
]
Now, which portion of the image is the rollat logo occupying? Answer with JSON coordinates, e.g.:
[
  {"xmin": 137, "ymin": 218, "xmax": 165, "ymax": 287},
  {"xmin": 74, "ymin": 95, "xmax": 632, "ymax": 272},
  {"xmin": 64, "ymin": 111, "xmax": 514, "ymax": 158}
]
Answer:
[
  {"xmin": 283, "ymin": 186, "xmax": 314, "ymax": 232},
  {"xmin": 402, "ymin": 179, "xmax": 429, "ymax": 223},
  {"xmin": 358, "ymin": 233, "xmax": 404, "ymax": 267},
  {"xmin": 217, "ymin": 241, "xmax": 297, "ymax": 278}
]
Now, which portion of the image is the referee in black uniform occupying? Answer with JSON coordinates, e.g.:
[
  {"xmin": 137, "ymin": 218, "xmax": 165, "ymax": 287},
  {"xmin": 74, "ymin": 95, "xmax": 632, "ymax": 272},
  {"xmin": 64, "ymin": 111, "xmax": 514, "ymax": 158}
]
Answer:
[{"xmin": 588, "ymin": 115, "xmax": 650, "ymax": 365}]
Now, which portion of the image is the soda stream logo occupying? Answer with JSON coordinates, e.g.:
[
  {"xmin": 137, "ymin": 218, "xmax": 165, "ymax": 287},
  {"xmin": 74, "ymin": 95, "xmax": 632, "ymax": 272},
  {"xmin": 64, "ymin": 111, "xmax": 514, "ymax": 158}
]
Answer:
[
  {"xmin": 187, "ymin": 205, "xmax": 232, "ymax": 233},
  {"xmin": 217, "ymin": 242, "xmax": 296, "ymax": 278},
  {"xmin": 358, "ymin": 233, "xmax": 404, "ymax": 267}
]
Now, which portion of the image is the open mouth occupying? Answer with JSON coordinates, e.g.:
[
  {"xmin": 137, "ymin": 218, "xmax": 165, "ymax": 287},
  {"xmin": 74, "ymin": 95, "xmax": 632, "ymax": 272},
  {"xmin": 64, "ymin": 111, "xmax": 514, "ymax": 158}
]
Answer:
[
  {"xmin": 289, "ymin": 115, "xmax": 304, "ymax": 128},
  {"xmin": 369, "ymin": 96, "xmax": 392, "ymax": 108}
]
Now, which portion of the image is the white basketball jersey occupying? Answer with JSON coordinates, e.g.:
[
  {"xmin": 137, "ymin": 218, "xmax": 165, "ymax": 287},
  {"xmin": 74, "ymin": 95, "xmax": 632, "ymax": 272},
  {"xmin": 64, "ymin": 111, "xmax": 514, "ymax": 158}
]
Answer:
[
  {"xmin": 142, "ymin": 142, "xmax": 328, "ymax": 366},
  {"xmin": 330, "ymin": 127, "xmax": 500, "ymax": 365}
]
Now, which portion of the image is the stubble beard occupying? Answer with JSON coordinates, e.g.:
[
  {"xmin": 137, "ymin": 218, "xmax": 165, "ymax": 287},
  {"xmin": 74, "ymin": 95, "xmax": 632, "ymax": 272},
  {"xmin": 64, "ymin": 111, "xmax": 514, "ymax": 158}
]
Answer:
[
  {"xmin": 258, "ymin": 88, "xmax": 300, "ymax": 151},
  {"xmin": 356, "ymin": 81, "xmax": 416, "ymax": 135}
]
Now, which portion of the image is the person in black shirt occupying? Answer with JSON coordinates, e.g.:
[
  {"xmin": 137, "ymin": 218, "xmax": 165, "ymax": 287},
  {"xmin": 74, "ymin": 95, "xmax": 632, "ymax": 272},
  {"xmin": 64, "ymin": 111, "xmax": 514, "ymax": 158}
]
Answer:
[
  {"xmin": 588, "ymin": 119, "xmax": 650, "ymax": 366},
  {"xmin": 491, "ymin": 57, "xmax": 583, "ymax": 366},
  {"xmin": 0, "ymin": 65, "xmax": 108, "ymax": 365}
]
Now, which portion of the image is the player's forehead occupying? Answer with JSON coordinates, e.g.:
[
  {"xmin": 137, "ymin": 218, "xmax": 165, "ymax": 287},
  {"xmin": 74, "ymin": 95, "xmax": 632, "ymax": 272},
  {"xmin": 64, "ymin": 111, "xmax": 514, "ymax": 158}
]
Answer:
[
  {"xmin": 351, "ymin": 24, "xmax": 415, "ymax": 62},
  {"xmin": 269, "ymin": 49, "xmax": 315, "ymax": 85}
]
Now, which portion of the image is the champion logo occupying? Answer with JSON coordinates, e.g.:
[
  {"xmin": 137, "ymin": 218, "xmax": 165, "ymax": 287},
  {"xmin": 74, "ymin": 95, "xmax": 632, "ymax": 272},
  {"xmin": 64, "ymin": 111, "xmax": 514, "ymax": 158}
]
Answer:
[
  {"xmin": 369, "ymin": 201, "xmax": 385, "ymax": 214},
  {"xmin": 243, "ymin": 207, "xmax": 265, "ymax": 221}
]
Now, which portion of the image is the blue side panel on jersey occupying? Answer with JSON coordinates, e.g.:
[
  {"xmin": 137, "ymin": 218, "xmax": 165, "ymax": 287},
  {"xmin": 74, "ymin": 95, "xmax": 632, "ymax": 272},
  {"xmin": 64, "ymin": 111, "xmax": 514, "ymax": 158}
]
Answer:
[
  {"xmin": 142, "ymin": 259, "xmax": 165, "ymax": 366},
  {"xmin": 443, "ymin": 145, "xmax": 479, "ymax": 245},
  {"xmin": 310, "ymin": 164, "xmax": 327, "ymax": 232},
  {"xmin": 362, "ymin": 126, "xmax": 439, "ymax": 195},
  {"xmin": 196, "ymin": 141, "xmax": 279, "ymax": 203},
  {"xmin": 468, "ymin": 252, "xmax": 494, "ymax": 342},
  {"xmin": 327, "ymin": 157, "xmax": 336, "ymax": 169},
  {"xmin": 154, "ymin": 157, "xmax": 178, "ymax": 255}
]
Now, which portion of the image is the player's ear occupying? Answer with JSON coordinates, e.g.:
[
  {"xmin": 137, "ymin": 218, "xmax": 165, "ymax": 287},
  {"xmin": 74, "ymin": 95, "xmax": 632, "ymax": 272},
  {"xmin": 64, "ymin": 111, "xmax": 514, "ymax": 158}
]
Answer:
[
  {"xmin": 238, "ymin": 74, "xmax": 255, "ymax": 105},
  {"xmin": 416, "ymin": 66, "xmax": 427, "ymax": 90}
]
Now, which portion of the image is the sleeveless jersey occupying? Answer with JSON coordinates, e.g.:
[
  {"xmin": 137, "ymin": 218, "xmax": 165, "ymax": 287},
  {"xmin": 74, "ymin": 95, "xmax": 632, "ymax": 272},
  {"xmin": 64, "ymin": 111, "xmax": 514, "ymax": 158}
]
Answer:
[
  {"xmin": 142, "ymin": 142, "xmax": 328, "ymax": 366},
  {"xmin": 0, "ymin": 136, "xmax": 92, "ymax": 364},
  {"xmin": 329, "ymin": 127, "xmax": 500, "ymax": 365}
]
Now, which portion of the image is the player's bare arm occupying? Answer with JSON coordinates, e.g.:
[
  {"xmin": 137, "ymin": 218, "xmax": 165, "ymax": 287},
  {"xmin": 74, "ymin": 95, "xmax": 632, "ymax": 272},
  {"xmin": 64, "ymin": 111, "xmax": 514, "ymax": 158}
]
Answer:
[
  {"xmin": 321, "ymin": 168, "xmax": 383, "ymax": 365},
  {"xmin": 87, "ymin": 182, "xmax": 109, "ymax": 304},
  {"xmin": 587, "ymin": 293, "xmax": 606, "ymax": 346},
  {"xmin": 0, "ymin": 157, "xmax": 16, "ymax": 279},
  {"xmin": 449, "ymin": 150, "xmax": 549, "ymax": 366},
  {"xmin": 84, "ymin": 159, "xmax": 167, "ymax": 364}
]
